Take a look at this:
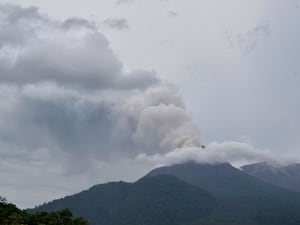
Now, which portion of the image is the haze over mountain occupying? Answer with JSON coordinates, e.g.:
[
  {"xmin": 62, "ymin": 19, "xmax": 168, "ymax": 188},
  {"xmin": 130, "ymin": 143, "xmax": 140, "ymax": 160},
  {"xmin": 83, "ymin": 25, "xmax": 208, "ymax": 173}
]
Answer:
[
  {"xmin": 241, "ymin": 162, "xmax": 300, "ymax": 192},
  {"xmin": 31, "ymin": 162, "xmax": 300, "ymax": 225}
]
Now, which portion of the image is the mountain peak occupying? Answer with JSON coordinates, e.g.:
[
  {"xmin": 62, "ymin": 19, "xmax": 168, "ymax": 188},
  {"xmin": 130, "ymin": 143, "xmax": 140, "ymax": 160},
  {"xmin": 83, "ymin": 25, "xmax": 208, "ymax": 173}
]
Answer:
[
  {"xmin": 145, "ymin": 161, "xmax": 269, "ymax": 197},
  {"xmin": 241, "ymin": 161, "xmax": 283, "ymax": 174}
]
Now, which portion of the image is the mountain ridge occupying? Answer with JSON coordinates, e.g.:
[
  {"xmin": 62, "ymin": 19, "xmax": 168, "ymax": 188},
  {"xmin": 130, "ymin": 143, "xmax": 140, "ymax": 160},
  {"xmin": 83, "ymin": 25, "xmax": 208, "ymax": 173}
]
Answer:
[
  {"xmin": 30, "ymin": 161, "xmax": 300, "ymax": 225},
  {"xmin": 29, "ymin": 174, "xmax": 216, "ymax": 225},
  {"xmin": 241, "ymin": 161, "xmax": 300, "ymax": 192}
]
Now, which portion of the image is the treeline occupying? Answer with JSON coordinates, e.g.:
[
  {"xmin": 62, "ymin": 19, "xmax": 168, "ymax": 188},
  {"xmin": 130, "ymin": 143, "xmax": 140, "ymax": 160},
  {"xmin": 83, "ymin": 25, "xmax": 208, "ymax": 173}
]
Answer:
[{"xmin": 0, "ymin": 196, "xmax": 89, "ymax": 225}]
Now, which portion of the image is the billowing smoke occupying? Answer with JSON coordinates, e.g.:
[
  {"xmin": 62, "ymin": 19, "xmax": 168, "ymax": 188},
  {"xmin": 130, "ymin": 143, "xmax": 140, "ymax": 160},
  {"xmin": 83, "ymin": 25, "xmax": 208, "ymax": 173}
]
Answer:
[
  {"xmin": 127, "ymin": 86, "xmax": 200, "ymax": 154},
  {"xmin": 0, "ymin": 3, "xmax": 201, "ymax": 172}
]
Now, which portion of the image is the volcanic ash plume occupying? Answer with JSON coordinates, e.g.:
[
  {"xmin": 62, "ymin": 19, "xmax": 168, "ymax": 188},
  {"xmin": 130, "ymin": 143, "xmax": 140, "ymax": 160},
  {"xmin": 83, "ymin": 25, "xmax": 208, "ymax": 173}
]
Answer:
[{"xmin": 128, "ymin": 86, "xmax": 201, "ymax": 154}]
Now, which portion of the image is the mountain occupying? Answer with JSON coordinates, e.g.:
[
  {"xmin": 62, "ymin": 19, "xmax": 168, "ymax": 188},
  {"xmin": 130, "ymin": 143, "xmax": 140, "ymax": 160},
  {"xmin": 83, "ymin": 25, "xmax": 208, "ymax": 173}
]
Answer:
[
  {"xmin": 30, "ymin": 162, "xmax": 300, "ymax": 225},
  {"xmin": 146, "ymin": 162, "xmax": 295, "ymax": 196},
  {"xmin": 146, "ymin": 162, "xmax": 266, "ymax": 196},
  {"xmin": 146, "ymin": 161, "xmax": 300, "ymax": 225},
  {"xmin": 29, "ymin": 175, "xmax": 215, "ymax": 225},
  {"xmin": 241, "ymin": 162, "xmax": 300, "ymax": 192}
]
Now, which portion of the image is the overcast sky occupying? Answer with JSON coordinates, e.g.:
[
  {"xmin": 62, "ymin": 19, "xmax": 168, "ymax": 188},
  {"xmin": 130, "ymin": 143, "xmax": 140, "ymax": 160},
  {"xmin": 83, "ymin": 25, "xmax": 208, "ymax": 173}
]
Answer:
[{"xmin": 0, "ymin": 0, "xmax": 299, "ymax": 208}]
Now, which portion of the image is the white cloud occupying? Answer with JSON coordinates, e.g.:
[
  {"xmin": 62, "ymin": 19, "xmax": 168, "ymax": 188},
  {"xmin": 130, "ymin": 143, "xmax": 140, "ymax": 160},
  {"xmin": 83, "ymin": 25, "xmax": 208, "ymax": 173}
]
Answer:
[{"xmin": 136, "ymin": 141, "xmax": 296, "ymax": 168}]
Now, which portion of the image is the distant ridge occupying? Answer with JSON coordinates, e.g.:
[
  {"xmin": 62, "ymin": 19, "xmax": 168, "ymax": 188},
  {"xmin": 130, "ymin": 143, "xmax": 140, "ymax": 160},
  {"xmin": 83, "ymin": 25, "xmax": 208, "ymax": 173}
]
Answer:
[{"xmin": 241, "ymin": 161, "xmax": 300, "ymax": 192}]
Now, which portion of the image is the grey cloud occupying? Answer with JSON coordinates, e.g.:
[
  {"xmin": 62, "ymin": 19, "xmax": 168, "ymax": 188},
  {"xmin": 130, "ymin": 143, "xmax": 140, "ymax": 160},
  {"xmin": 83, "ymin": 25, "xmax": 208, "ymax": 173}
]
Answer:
[
  {"xmin": 116, "ymin": 70, "xmax": 160, "ymax": 89},
  {"xmin": 0, "ymin": 83, "xmax": 133, "ymax": 161},
  {"xmin": 0, "ymin": 9, "xmax": 156, "ymax": 89},
  {"xmin": 0, "ymin": 4, "xmax": 44, "ymax": 47},
  {"xmin": 0, "ymin": 82, "xmax": 201, "ymax": 171},
  {"xmin": 61, "ymin": 17, "xmax": 96, "ymax": 30},
  {"xmin": 116, "ymin": 0, "xmax": 168, "ymax": 5},
  {"xmin": 0, "ymin": 3, "xmax": 199, "ymax": 175},
  {"xmin": 104, "ymin": 18, "xmax": 129, "ymax": 30},
  {"xmin": 0, "ymin": 4, "xmax": 43, "ymax": 23},
  {"xmin": 237, "ymin": 23, "xmax": 270, "ymax": 54},
  {"xmin": 168, "ymin": 11, "xmax": 178, "ymax": 18},
  {"xmin": 223, "ymin": 30, "xmax": 235, "ymax": 48},
  {"xmin": 223, "ymin": 23, "xmax": 270, "ymax": 54},
  {"xmin": 0, "ymin": 33, "xmax": 125, "ymax": 89},
  {"xmin": 116, "ymin": 0, "xmax": 135, "ymax": 5}
]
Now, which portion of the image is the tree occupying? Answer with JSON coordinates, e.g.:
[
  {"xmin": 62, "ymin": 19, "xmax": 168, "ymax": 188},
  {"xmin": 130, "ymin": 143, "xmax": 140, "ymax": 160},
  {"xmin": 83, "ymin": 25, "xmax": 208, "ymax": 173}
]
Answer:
[{"xmin": 0, "ymin": 197, "xmax": 89, "ymax": 225}]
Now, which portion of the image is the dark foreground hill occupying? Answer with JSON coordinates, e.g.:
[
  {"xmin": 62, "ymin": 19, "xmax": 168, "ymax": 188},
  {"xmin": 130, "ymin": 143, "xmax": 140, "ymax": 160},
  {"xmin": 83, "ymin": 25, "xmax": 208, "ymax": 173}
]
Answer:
[
  {"xmin": 0, "ymin": 197, "xmax": 88, "ymax": 225},
  {"xmin": 31, "ymin": 162, "xmax": 300, "ymax": 225},
  {"xmin": 241, "ymin": 162, "xmax": 300, "ymax": 192}
]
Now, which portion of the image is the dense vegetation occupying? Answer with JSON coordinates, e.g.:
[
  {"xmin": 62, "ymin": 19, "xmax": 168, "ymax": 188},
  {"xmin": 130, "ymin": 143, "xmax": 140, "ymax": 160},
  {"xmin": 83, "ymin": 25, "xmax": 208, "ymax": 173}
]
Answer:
[
  {"xmin": 30, "ymin": 175, "xmax": 215, "ymax": 225},
  {"xmin": 31, "ymin": 162, "xmax": 300, "ymax": 225},
  {"xmin": 147, "ymin": 162, "xmax": 300, "ymax": 225},
  {"xmin": 0, "ymin": 196, "xmax": 89, "ymax": 225}
]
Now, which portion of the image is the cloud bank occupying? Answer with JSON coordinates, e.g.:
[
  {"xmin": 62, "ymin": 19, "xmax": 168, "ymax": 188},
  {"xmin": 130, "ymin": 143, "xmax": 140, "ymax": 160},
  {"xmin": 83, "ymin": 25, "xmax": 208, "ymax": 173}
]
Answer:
[
  {"xmin": 0, "ymin": 3, "xmax": 201, "ymax": 171},
  {"xmin": 136, "ymin": 141, "xmax": 295, "ymax": 167}
]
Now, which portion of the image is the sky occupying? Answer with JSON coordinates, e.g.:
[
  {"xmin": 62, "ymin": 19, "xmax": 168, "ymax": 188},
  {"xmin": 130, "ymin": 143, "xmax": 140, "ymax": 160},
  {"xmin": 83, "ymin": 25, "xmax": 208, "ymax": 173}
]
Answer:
[{"xmin": 0, "ymin": 0, "xmax": 299, "ymax": 208}]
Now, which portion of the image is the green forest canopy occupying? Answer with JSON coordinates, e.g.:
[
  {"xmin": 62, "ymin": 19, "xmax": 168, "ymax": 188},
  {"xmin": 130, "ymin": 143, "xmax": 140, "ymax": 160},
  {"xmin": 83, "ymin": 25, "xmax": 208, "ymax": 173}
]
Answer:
[{"xmin": 0, "ymin": 196, "xmax": 89, "ymax": 225}]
